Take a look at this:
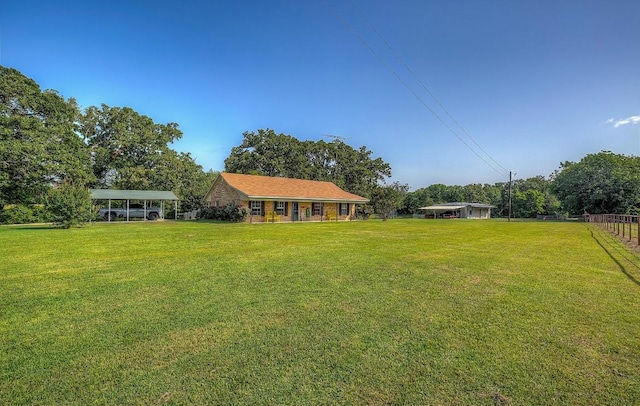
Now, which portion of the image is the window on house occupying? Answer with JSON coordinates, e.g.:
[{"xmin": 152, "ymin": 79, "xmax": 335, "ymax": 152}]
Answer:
[
  {"xmin": 312, "ymin": 202, "xmax": 323, "ymax": 216},
  {"xmin": 275, "ymin": 201, "xmax": 287, "ymax": 216},
  {"xmin": 250, "ymin": 201, "xmax": 262, "ymax": 216},
  {"xmin": 340, "ymin": 203, "xmax": 349, "ymax": 215}
]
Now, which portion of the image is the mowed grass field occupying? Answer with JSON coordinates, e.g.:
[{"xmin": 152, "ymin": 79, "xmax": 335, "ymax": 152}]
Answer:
[{"xmin": 1, "ymin": 219, "xmax": 640, "ymax": 405}]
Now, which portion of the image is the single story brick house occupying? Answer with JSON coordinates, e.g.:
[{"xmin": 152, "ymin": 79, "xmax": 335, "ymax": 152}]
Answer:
[
  {"xmin": 418, "ymin": 202, "xmax": 495, "ymax": 219},
  {"xmin": 204, "ymin": 172, "xmax": 369, "ymax": 222}
]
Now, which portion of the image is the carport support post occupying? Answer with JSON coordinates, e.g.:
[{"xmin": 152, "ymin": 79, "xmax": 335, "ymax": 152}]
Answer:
[{"xmin": 108, "ymin": 199, "xmax": 111, "ymax": 222}]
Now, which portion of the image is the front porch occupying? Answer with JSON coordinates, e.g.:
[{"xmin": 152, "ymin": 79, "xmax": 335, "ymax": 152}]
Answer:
[{"xmin": 247, "ymin": 201, "xmax": 353, "ymax": 223}]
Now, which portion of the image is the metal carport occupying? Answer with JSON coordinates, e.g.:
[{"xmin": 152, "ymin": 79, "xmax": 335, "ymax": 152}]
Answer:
[
  {"xmin": 418, "ymin": 202, "xmax": 495, "ymax": 219},
  {"xmin": 90, "ymin": 189, "xmax": 179, "ymax": 222}
]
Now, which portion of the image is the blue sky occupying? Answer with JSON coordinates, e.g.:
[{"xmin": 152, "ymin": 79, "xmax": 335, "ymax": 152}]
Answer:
[{"xmin": 2, "ymin": 1, "xmax": 639, "ymax": 189}]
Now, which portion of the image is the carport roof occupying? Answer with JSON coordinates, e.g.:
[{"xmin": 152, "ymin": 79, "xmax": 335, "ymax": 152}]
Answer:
[
  {"xmin": 419, "ymin": 205, "xmax": 466, "ymax": 211},
  {"xmin": 418, "ymin": 202, "xmax": 495, "ymax": 211},
  {"xmin": 90, "ymin": 189, "xmax": 178, "ymax": 201}
]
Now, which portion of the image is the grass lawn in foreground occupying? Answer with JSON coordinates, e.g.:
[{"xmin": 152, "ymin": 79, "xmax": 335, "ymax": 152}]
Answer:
[{"xmin": 1, "ymin": 219, "xmax": 640, "ymax": 404}]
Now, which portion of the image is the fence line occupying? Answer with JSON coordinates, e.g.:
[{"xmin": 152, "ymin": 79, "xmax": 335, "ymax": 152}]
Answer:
[{"xmin": 589, "ymin": 214, "xmax": 640, "ymax": 246}]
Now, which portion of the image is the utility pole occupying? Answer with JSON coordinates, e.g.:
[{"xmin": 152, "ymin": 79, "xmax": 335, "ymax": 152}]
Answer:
[{"xmin": 508, "ymin": 171, "xmax": 512, "ymax": 222}]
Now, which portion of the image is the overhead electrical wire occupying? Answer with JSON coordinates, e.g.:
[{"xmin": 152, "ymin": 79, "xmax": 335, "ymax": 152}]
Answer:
[
  {"xmin": 347, "ymin": 0, "xmax": 509, "ymax": 176},
  {"xmin": 320, "ymin": 0, "xmax": 509, "ymax": 178}
]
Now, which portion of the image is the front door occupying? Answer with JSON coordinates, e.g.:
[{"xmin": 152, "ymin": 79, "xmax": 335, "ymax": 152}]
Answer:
[{"xmin": 292, "ymin": 202, "xmax": 299, "ymax": 221}]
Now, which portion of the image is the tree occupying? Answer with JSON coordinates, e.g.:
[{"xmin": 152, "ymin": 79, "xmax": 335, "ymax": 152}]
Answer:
[
  {"xmin": 512, "ymin": 189, "xmax": 545, "ymax": 218},
  {"xmin": 224, "ymin": 129, "xmax": 391, "ymax": 197},
  {"xmin": 401, "ymin": 187, "xmax": 433, "ymax": 214},
  {"xmin": 2, "ymin": 67, "xmax": 216, "ymax": 221},
  {"xmin": 426, "ymin": 184, "xmax": 448, "ymax": 203},
  {"xmin": 223, "ymin": 129, "xmax": 306, "ymax": 178},
  {"xmin": 45, "ymin": 181, "xmax": 93, "ymax": 228},
  {"xmin": 371, "ymin": 182, "xmax": 409, "ymax": 221},
  {"xmin": 80, "ymin": 104, "xmax": 183, "ymax": 189},
  {"xmin": 0, "ymin": 66, "xmax": 94, "ymax": 204},
  {"xmin": 551, "ymin": 151, "xmax": 640, "ymax": 214},
  {"xmin": 461, "ymin": 183, "xmax": 487, "ymax": 203}
]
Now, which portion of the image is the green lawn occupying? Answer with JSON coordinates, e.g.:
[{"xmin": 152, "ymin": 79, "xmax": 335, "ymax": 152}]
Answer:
[{"xmin": 2, "ymin": 219, "xmax": 640, "ymax": 405}]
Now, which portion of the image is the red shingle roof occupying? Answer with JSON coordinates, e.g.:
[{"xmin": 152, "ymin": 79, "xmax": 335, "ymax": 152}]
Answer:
[{"xmin": 220, "ymin": 172, "xmax": 369, "ymax": 202}]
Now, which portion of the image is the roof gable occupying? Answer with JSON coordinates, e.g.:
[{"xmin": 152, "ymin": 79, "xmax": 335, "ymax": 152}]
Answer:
[{"xmin": 219, "ymin": 173, "xmax": 369, "ymax": 202}]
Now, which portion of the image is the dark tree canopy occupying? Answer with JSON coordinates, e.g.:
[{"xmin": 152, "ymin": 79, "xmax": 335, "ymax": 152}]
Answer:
[
  {"xmin": 551, "ymin": 151, "xmax": 640, "ymax": 214},
  {"xmin": 80, "ymin": 104, "xmax": 183, "ymax": 189},
  {"xmin": 0, "ymin": 67, "xmax": 217, "ymax": 217},
  {"xmin": 400, "ymin": 176, "xmax": 559, "ymax": 218},
  {"xmin": 224, "ymin": 129, "xmax": 391, "ymax": 197},
  {"xmin": 0, "ymin": 66, "xmax": 93, "ymax": 204},
  {"xmin": 78, "ymin": 104, "xmax": 215, "ymax": 212}
]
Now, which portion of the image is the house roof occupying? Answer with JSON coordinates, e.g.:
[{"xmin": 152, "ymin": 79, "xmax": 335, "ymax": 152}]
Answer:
[
  {"xmin": 419, "ymin": 202, "xmax": 495, "ymax": 210},
  {"xmin": 90, "ymin": 189, "xmax": 178, "ymax": 201},
  {"xmin": 215, "ymin": 172, "xmax": 369, "ymax": 203}
]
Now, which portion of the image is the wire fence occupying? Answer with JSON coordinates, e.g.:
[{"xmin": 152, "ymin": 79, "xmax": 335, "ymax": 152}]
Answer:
[{"xmin": 589, "ymin": 214, "xmax": 640, "ymax": 247}]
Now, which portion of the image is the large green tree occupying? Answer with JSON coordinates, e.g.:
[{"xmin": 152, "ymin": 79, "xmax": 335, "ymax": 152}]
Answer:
[
  {"xmin": 79, "ymin": 104, "xmax": 214, "ymax": 211},
  {"xmin": 224, "ymin": 129, "xmax": 391, "ymax": 197},
  {"xmin": 149, "ymin": 152, "xmax": 218, "ymax": 212},
  {"xmin": 0, "ymin": 66, "xmax": 93, "ymax": 204},
  {"xmin": 80, "ymin": 104, "xmax": 183, "ymax": 189},
  {"xmin": 1, "ymin": 67, "xmax": 216, "ymax": 222},
  {"xmin": 551, "ymin": 151, "xmax": 640, "ymax": 214}
]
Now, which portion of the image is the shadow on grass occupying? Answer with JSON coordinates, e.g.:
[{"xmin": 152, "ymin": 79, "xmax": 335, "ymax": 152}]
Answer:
[
  {"xmin": 0, "ymin": 223, "xmax": 59, "ymax": 230},
  {"xmin": 1, "ymin": 222, "xmax": 95, "ymax": 230},
  {"xmin": 588, "ymin": 225, "xmax": 640, "ymax": 287}
]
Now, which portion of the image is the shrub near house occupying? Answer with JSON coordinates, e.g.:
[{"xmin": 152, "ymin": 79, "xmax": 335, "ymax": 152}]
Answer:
[{"xmin": 199, "ymin": 202, "xmax": 248, "ymax": 222}]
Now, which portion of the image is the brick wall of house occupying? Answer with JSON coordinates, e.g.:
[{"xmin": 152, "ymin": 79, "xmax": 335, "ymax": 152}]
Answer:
[
  {"xmin": 241, "ymin": 201, "xmax": 357, "ymax": 223},
  {"xmin": 206, "ymin": 178, "xmax": 243, "ymax": 207}
]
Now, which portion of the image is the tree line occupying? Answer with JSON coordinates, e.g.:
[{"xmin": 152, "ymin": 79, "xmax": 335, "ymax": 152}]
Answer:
[
  {"xmin": 400, "ymin": 176, "xmax": 559, "ymax": 218},
  {"xmin": 2, "ymin": 66, "xmax": 638, "ymax": 225},
  {"xmin": 0, "ymin": 66, "xmax": 216, "ymax": 225},
  {"xmin": 224, "ymin": 129, "xmax": 640, "ymax": 218},
  {"xmin": 400, "ymin": 151, "xmax": 640, "ymax": 217}
]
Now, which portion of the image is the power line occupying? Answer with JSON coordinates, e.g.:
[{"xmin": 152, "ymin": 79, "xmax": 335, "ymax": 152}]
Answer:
[
  {"xmin": 320, "ymin": 0, "xmax": 509, "ymax": 178},
  {"xmin": 347, "ymin": 0, "xmax": 509, "ymax": 175}
]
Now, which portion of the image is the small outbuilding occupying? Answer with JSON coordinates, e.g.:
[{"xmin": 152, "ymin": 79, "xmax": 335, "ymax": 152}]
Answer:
[{"xmin": 418, "ymin": 202, "xmax": 495, "ymax": 219}]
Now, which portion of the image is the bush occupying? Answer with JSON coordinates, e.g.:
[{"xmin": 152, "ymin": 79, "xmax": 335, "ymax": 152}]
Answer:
[
  {"xmin": 45, "ymin": 182, "xmax": 93, "ymax": 228},
  {"xmin": 0, "ymin": 204, "xmax": 49, "ymax": 224},
  {"xmin": 199, "ymin": 201, "xmax": 248, "ymax": 222}
]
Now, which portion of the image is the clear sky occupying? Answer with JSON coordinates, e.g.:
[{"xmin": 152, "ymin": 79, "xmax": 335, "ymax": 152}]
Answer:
[{"xmin": 2, "ymin": 1, "xmax": 639, "ymax": 189}]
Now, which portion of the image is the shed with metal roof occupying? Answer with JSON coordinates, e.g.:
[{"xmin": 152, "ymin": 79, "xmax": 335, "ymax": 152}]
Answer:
[{"xmin": 418, "ymin": 202, "xmax": 495, "ymax": 219}]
